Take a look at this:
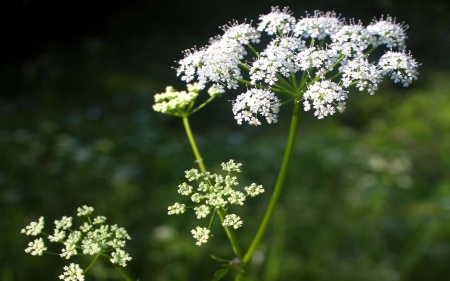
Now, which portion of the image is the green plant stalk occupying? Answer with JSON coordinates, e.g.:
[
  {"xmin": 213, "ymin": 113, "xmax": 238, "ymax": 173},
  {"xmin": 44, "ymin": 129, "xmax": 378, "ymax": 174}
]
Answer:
[
  {"xmin": 182, "ymin": 116, "xmax": 243, "ymax": 259},
  {"xmin": 242, "ymin": 99, "xmax": 301, "ymax": 265},
  {"xmin": 113, "ymin": 264, "xmax": 134, "ymax": 281}
]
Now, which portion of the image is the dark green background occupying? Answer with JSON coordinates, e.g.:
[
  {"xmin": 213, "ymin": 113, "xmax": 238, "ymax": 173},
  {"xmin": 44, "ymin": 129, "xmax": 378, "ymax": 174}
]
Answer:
[{"xmin": 1, "ymin": 0, "xmax": 450, "ymax": 280}]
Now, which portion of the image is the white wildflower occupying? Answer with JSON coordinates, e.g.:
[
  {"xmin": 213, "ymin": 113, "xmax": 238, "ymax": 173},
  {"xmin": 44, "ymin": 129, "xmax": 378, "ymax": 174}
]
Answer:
[
  {"xmin": 24, "ymin": 237, "xmax": 47, "ymax": 256},
  {"xmin": 21, "ymin": 216, "xmax": 45, "ymax": 236},
  {"xmin": 110, "ymin": 249, "xmax": 132, "ymax": 267},
  {"xmin": 223, "ymin": 214, "xmax": 243, "ymax": 229},
  {"xmin": 233, "ymin": 88, "xmax": 281, "ymax": 126},
  {"xmin": 378, "ymin": 50, "xmax": 419, "ymax": 87},
  {"xmin": 168, "ymin": 202, "xmax": 186, "ymax": 215},
  {"xmin": 59, "ymin": 263, "xmax": 84, "ymax": 281},
  {"xmin": 258, "ymin": 6, "xmax": 296, "ymax": 35},
  {"xmin": 76, "ymin": 205, "xmax": 94, "ymax": 217},
  {"xmin": 191, "ymin": 226, "xmax": 211, "ymax": 246}
]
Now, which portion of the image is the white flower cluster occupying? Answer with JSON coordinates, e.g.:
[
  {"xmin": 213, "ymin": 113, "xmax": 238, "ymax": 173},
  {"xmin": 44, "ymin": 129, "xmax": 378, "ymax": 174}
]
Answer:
[
  {"xmin": 153, "ymin": 84, "xmax": 201, "ymax": 116},
  {"xmin": 173, "ymin": 6, "xmax": 419, "ymax": 122},
  {"xmin": 21, "ymin": 206, "xmax": 133, "ymax": 281},
  {"xmin": 59, "ymin": 263, "xmax": 84, "ymax": 281},
  {"xmin": 177, "ymin": 23, "xmax": 260, "ymax": 93},
  {"xmin": 303, "ymin": 80, "xmax": 348, "ymax": 119},
  {"xmin": 232, "ymin": 88, "xmax": 281, "ymax": 125},
  {"xmin": 168, "ymin": 159, "xmax": 264, "ymax": 245}
]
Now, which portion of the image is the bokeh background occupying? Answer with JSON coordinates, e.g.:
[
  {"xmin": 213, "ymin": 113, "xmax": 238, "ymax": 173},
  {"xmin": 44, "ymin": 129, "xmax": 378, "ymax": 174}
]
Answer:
[{"xmin": 2, "ymin": 0, "xmax": 450, "ymax": 280}]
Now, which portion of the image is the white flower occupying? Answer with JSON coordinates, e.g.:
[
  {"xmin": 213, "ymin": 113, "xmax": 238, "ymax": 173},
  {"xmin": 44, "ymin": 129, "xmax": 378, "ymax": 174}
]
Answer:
[
  {"xmin": 221, "ymin": 159, "xmax": 243, "ymax": 172},
  {"xmin": 330, "ymin": 23, "xmax": 373, "ymax": 53},
  {"xmin": 55, "ymin": 216, "xmax": 73, "ymax": 230},
  {"xmin": 24, "ymin": 238, "xmax": 47, "ymax": 256},
  {"xmin": 367, "ymin": 15, "xmax": 407, "ymax": 49},
  {"xmin": 76, "ymin": 205, "xmax": 94, "ymax": 217},
  {"xmin": 93, "ymin": 216, "xmax": 107, "ymax": 225},
  {"xmin": 168, "ymin": 202, "xmax": 186, "ymax": 215},
  {"xmin": 60, "ymin": 243, "xmax": 77, "ymax": 259},
  {"xmin": 233, "ymin": 88, "xmax": 281, "ymax": 126},
  {"xmin": 177, "ymin": 34, "xmax": 248, "ymax": 91},
  {"xmin": 294, "ymin": 11, "xmax": 343, "ymax": 39},
  {"xmin": 258, "ymin": 6, "xmax": 296, "ymax": 35},
  {"xmin": 21, "ymin": 216, "xmax": 45, "ymax": 236},
  {"xmin": 194, "ymin": 205, "xmax": 210, "ymax": 219},
  {"xmin": 227, "ymin": 191, "xmax": 246, "ymax": 205},
  {"xmin": 191, "ymin": 226, "xmax": 211, "ymax": 246},
  {"xmin": 245, "ymin": 183, "xmax": 265, "ymax": 197},
  {"xmin": 153, "ymin": 85, "xmax": 199, "ymax": 115},
  {"xmin": 178, "ymin": 182, "xmax": 193, "ymax": 196},
  {"xmin": 110, "ymin": 249, "xmax": 132, "ymax": 267},
  {"xmin": 222, "ymin": 21, "xmax": 261, "ymax": 44},
  {"xmin": 49, "ymin": 229, "xmax": 67, "ymax": 242},
  {"xmin": 378, "ymin": 50, "xmax": 419, "ymax": 87},
  {"xmin": 303, "ymin": 80, "xmax": 349, "ymax": 119},
  {"xmin": 59, "ymin": 263, "xmax": 84, "ymax": 281},
  {"xmin": 223, "ymin": 214, "xmax": 243, "ymax": 229},
  {"xmin": 250, "ymin": 37, "xmax": 305, "ymax": 84},
  {"xmin": 338, "ymin": 54, "xmax": 382, "ymax": 95}
]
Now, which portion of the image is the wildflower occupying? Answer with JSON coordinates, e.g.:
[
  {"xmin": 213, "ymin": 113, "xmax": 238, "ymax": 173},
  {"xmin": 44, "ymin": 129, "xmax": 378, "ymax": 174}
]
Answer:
[
  {"xmin": 258, "ymin": 6, "xmax": 296, "ymax": 35},
  {"xmin": 168, "ymin": 202, "xmax": 186, "ymax": 215},
  {"xmin": 221, "ymin": 159, "xmax": 243, "ymax": 172},
  {"xmin": 59, "ymin": 263, "xmax": 84, "ymax": 281},
  {"xmin": 166, "ymin": 7, "xmax": 419, "ymax": 121},
  {"xmin": 54, "ymin": 216, "xmax": 73, "ymax": 230},
  {"xmin": 21, "ymin": 216, "xmax": 44, "ymax": 236},
  {"xmin": 378, "ymin": 50, "xmax": 419, "ymax": 87},
  {"xmin": 294, "ymin": 10, "xmax": 343, "ymax": 39},
  {"xmin": 223, "ymin": 214, "xmax": 243, "ymax": 229},
  {"xmin": 77, "ymin": 205, "xmax": 94, "ymax": 217},
  {"xmin": 24, "ymin": 237, "xmax": 47, "ymax": 256},
  {"xmin": 194, "ymin": 205, "xmax": 210, "ymax": 219},
  {"xmin": 245, "ymin": 183, "xmax": 265, "ymax": 197},
  {"xmin": 303, "ymin": 80, "xmax": 348, "ymax": 119},
  {"xmin": 110, "ymin": 249, "xmax": 132, "ymax": 267},
  {"xmin": 367, "ymin": 15, "xmax": 407, "ymax": 49},
  {"xmin": 233, "ymin": 88, "xmax": 281, "ymax": 126},
  {"xmin": 191, "ymin": 227, "xmax": 211, "ymax": 246},
  {"xmin": 153, "ymin": 84, "xmax": 199, "ymax": 116}
]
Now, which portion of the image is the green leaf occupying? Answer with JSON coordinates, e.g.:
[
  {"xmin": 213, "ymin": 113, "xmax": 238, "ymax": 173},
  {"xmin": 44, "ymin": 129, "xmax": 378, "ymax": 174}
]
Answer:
[{"xmin": 211, "ymin": 268, "xmax": 230, "ymax": 281}]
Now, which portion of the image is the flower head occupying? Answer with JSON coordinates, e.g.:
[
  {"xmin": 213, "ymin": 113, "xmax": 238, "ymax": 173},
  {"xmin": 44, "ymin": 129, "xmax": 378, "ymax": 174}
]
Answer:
[
  {"xmin": 153, "ymin": 84, "xmax": 200, "ymax": 116},
  {"xmin": 191, "ymin": 226, "xmax": 211, "ymax": 246},
  {"xmin": 169, "ymin": 7, "xmax": 419, "ymax": 121},
  {"xmin": 258, "ymin": 6, "xmax": 296, "ymax": 35},
  {"xmin": 223, "ymin": 214, "xmax": 243, "ymax": 229},
  {"xmin": 294, "ymin": 10, "xmax": 343, "ymax": 39},
  {"xmin": 21, "ymin": 216, "xmax": 45, "ymax": 236},
  {"xmin": 24, "ymin": 237, "xmax": 47, "ymax": 256},
  {"xmin": 368, "ymin": 15, "xmax": 408, "ymax": 49},
  {"xmin": 168, "ymin": 161, "xmax": 264, "ymax": 245},
  {"xmin": 232, "ymin": 88, "xmax": 281, "ymax": 126},
  {"xmin": 378, "ymin": 50, "xmax": 419, "ymax": 87},
  {"xmin": 59, "ymin": 263, "xmax": 84, "ymax": 281}
]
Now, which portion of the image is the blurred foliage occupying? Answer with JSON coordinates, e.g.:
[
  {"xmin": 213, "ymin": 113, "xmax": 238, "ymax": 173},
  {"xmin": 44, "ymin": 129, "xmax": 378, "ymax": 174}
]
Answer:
[{"xmin": 1, "ymin": 0, "xmax": 450, "ymax": 280}]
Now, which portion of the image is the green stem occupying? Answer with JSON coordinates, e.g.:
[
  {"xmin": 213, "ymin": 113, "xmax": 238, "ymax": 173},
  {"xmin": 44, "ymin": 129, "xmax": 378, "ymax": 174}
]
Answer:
[
  {"xmin": 83, "ymin": 254, "xmax": 100, "ymax": 274},
  {"xmin": 182, "ymin": 117, "xmax": 207, "ymax": 172},
  {"xmin": 113, "ymin": 264, "xmax": 134, "ymax": 281},
  {"xmin": 182, "ymin": 116, "xmax": 243, "ymax": 259},
  {"xmin": 242, "ymin": 99, "xmax": 301, "ymax": 265}
]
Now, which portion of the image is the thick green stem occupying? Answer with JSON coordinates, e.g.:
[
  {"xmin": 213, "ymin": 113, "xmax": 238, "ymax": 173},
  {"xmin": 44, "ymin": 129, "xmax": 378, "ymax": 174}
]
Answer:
[
  {"xmin": 182, "ymin": 117, "xmax": 243, "ymax": 259},
  {"xmin": 183, "ymin": 117, "xmax": 207, "ymax": 172},
  {"xmin": 241, "ymin": 99, "xmax": 301, "ymax": 265}
]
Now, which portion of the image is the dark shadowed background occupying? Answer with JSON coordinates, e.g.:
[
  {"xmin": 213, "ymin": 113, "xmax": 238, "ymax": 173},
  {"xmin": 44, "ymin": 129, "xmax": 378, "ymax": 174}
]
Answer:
[{"xmin": 1, "ymin": 0, "xmax": 450, "ymax": 280}]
